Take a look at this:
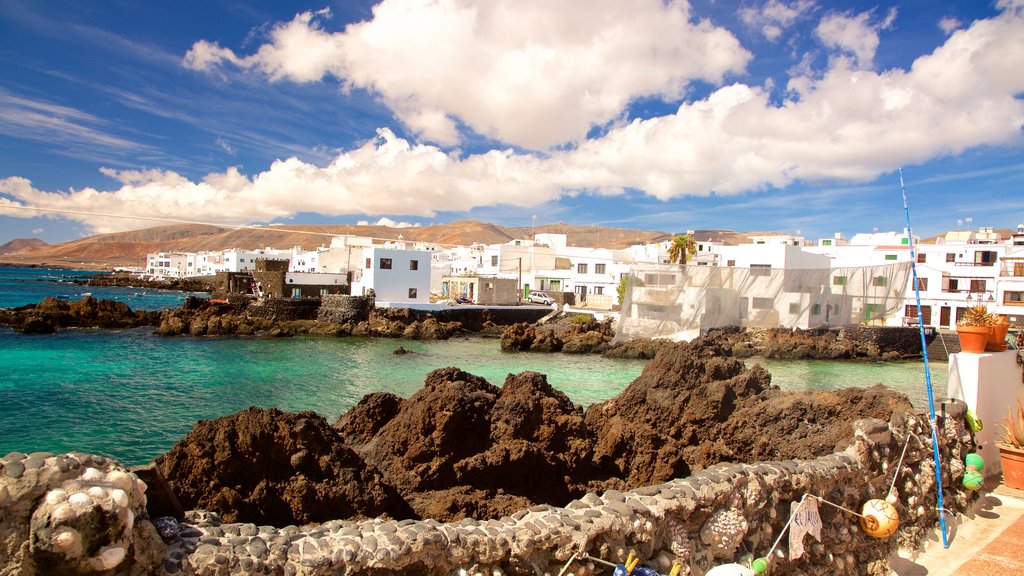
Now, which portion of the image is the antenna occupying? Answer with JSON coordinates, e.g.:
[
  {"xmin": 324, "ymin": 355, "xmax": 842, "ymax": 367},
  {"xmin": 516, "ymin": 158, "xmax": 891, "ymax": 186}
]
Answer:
[{"xmin": 965, "ymin": 216, "xmax": 973, "ymax": 229}]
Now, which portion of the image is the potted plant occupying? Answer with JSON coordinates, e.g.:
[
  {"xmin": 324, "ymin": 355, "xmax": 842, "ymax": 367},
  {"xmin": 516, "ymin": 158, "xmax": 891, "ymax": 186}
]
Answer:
[
  {"xmin": 998, "ymin": 395, "xmax": 1024, "ymax": 490},
  {"xmin": 956, "ymin": 305, "xmax": 993, "ymax": 354},
  {"xmin": 987, "ymin": 314, "xmax": 1010, "ymax": 352}
]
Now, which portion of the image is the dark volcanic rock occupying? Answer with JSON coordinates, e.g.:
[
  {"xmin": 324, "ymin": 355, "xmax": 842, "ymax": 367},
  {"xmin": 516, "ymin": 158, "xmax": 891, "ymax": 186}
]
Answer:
[
  {"xmin": 0, "ymin": 296, "xmax": 160, "ymax": 333},
  {"xmin": 334, "ymin": 392, "xmax": 406, "ymax": 447},
  {"xmin": 500, "ymin": 315, "xmax": 615, "ymax": 354},
  {"xmin": 346, "ymin": 368, "xmax": 599, "ymax": 519},
  {"xmin": 585, "ymin": 337, "xmax": 772, "ymax": 487},
  {"xmin": 155, "ymin": 407, "xmax": 415, "ymax": 525}
]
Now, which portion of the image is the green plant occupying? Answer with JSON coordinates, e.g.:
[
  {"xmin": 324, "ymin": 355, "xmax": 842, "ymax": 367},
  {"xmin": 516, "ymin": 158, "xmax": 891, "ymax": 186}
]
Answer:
[
  {"xmin": 1002, "ymin": 395, "xmax": 1024, "ymax": 449},
  {"xmin": 958, "ymin": 305, "xmax": 993, "ymax": 327},
  {"xmin": 668, "ymin": 234, "xmax": 697, "ymax": 267},
  {"xmin": 570, "ymin": 314, "xmax": 594, "ymax": 325}
]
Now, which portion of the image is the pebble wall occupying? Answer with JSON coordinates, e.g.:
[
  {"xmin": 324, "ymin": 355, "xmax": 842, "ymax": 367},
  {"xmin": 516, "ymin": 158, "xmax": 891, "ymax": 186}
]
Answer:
[{"xmin": 0, "ymin": 403, "xmax": 978, "ymax": 576}]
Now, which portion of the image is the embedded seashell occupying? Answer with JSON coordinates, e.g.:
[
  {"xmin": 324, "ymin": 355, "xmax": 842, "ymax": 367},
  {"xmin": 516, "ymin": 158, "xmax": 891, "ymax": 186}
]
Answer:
[
  {"xmin": 82, "ymin": 467, "xmax": 104, "ymax": 482},
  {"xmin": 124, "ymin": 509, "xmax": 135, "ymax": 531},
  {"xmin": 106, "ymin": 470, "xmax": 134, "ymax": 492},
  {"xmin": 91, "ymin": 546, "xmax": 126, "ymax": 571},
  {"xmin": 86, "ymin": 486, "xmax": 107, "ymax": 500},
  {"xmin": 110, "ymin": 489, "xmax": 128, "ymax": 508},
  {"xmin": 52, "ymin": 503, "xmax": 75, "ymax": 523},
  {"xmin": 68, "ymin": 492, "xmax": 94, "ymax": 507},
  {"xmin": 53, "ymin": 528, "xmax": 83, "ymax": 557},
  {"xmin": 45, "ymin": 489, "xmax": 68, "ymax": 506}
]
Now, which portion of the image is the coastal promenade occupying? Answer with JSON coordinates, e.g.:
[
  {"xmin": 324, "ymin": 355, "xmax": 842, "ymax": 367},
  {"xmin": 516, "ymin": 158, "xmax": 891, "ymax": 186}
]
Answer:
[{"xmin": 893, "ymin": 481, "xmax": 1024, "ymax": 575}]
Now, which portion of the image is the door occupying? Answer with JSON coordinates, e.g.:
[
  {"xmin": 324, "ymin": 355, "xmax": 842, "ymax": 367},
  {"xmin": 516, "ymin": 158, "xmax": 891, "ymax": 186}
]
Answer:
[{"xmin": 940, "ymin": 306, "xmax": 951, "ymax": 328}]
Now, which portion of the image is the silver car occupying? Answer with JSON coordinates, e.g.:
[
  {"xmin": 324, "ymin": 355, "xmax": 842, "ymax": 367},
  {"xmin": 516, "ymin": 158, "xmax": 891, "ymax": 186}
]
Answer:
[{"xmin": 527, "ymin": 291, "xmax": 555, "ymax": 305}]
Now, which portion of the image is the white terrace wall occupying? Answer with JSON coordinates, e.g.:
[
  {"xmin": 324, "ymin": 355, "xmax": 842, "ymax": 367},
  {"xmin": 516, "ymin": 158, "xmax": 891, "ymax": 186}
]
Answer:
[{"xmin": 0, "ymin": 405, "xmax": 977, "ymax": 576}]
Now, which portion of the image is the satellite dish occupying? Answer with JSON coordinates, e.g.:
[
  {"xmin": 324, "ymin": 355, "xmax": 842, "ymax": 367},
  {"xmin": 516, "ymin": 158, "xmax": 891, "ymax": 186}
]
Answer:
[{"xmin": 957, "ymin": 219, "xmax": 963, "ymax": 228}]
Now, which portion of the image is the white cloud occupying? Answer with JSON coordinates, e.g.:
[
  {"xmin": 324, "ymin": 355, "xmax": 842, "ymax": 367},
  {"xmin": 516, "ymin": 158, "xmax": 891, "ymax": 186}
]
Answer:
[
  {"xmin": 814, "ymin": 7, "xmax": 896, "ymax": 69},
  {"xmin": 215, "ymin": 136, "xmax": 235, "ymax": 155},
  {"xmin": 356, "ymin": 217, "xmax": 421, "ymax": 228},
  {"xmin": 32, "ymin": 227, "xmax": 44, "ymax": 234},
  {"xmin": 738, "ymin": 0, "xmax": 815, "ymax": 41},
  {"xmin": 183, "ymin": 0, "xmax": 750, "ymax": 150},
  {"xmin": 4, "ymin": 8, "xmax": 1024, "ymax": 234},
  {"xmin": 938, "ymin": 16, "xmax": 962, "ymax": 35}
]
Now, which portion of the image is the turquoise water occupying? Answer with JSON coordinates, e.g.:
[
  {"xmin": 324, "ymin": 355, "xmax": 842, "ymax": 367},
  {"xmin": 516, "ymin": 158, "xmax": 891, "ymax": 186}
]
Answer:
[
  {"xmin": 0, "ymin": 330, "xmax": 648, "ymax": 465},
  {"xmin": 0, "ymin": 266, "xmax": 207, "ymax": 310},
  {"xmin": 0, "ymin": 266, "xmax": 947, "ymax": 468}
]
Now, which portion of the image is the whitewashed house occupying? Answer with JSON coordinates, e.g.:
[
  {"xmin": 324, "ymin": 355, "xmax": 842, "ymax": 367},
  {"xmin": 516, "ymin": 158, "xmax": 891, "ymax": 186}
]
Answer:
[{"xmin": 350, "ymin": 247, "xmax": 430, "ymax": 304}]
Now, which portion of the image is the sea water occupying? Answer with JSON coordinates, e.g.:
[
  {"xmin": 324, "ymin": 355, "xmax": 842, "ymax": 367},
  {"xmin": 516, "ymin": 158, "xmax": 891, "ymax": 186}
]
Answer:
[
  {"xmin": 0, "ymin": 266, "xmax": 947, "ymax": 466},
  {"xmin": 0, "ymin": 266, "xmax": 208, "ymax": 310}
]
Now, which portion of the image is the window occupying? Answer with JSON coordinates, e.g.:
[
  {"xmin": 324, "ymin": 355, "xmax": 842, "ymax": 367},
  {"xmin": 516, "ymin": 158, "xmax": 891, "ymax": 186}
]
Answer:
[
  {"xmin": 917, "ymin": 253, "xmax": 926, "ymax": 263},
  {"xmin": 946, "ymin": 253, "xmax": 955, "ymax": 263},
  {"xmin": 595, "ymin": 263, "xmax": 606, "ymax": 274},
  {"xmin": 789, "ymin": 302, "xmax": 800, "ymax": 314},
  {"xmin": 901, "ymin": 237, "xmax": 910, "ymax": 245},
  {"xmin": 884, "ymin": 254, "xmax": 898, "ymax": 261},
  {"xmin": 752, "ymin": 297, "xmax": 773, "ymax": 310},
  {"xmin": 1015, "ymin": 263, "xmax": 1024, "ymax": 277},
  {"xmin": 727, "ymin": 260, "xmax": 736, "ymax": 267},
  {"xmin": 365, "ymin": 258, "xmax": 371, "ymax": 269},
  {"xmin": 811, "ymin": 304, "xmax": 822, "ymax": 316},
  {"xmin": 945, "ymin": 278, "xmax": 959, "ymax": 292},
  {"xmin": 594, "ymin": 287, "xmax": 604, "ymax": 295},
  {"xmin": 1005, "ymin": 291, "xmax": 1024, "ymax": 305},
  {"xmin": 292, "ymin": 288, "xmax": 301, "ymax": 299},
  {"xmin": 974, "ymin": 251, "xmax": 997, "ymax": 266},
  {"xmin": 970, "ymin": 279, "xmax": 986, "ymax": 293},
  {"xmin": 578, "ymin": 263, "xmax": 588, "ymax": 274},
  {"xmin": 379, "ymin": 258, "xmax": 392, "ymax": 270},
  {"xmin": 822, "ymin": 239, "xmax": 833, "ymax": 246},
  {"xmin": 833, "ymin": 276, "xmax": 847, "ymax": 286},
  {"xmin": 916, "ymin": 278, "xmax": 928, "ymax": 291},
  {"xmin": 491, "ymin": 255, "xmax": 498, "ymax": 266},
  {"xmin": 408, "ymin": 288, "xmax": 418, "ymax": 299},
  {"xmin": 872, "ymin": 276, "xmax": 887, "ymax": 287},
  {"xmin": 409, "ymin": 260, "xmax": 419, "ymax": 271}
]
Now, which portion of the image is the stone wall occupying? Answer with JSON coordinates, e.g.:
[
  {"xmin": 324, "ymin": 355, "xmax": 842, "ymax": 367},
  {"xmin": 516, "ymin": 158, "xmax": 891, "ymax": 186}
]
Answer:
[
  {"xmin": 0, "ymin": 402, "xmax": 978, "ymax": 576},
  {"xmin": 246, "ymin": 298, "xmax": 322, "ymax": 321},
  {"xmin": 318, "ymin": 295, "xmax": 375, "ymax": 324},
  {"xmin": 838, "ymin": 326, "xmax": 935, "ymax": 358}
]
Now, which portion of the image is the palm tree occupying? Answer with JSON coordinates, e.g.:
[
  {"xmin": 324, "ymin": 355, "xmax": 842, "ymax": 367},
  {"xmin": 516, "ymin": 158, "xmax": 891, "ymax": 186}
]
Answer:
[{"xmin": 667, "ymin": 234, "xmax": 697, "ymax": 266}]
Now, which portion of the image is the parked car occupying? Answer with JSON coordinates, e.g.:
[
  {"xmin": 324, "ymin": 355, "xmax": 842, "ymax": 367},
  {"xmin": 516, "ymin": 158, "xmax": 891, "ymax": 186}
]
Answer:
[{"xmin": 527, "ymin": 291, "xmax": 555, "ymax": 305}]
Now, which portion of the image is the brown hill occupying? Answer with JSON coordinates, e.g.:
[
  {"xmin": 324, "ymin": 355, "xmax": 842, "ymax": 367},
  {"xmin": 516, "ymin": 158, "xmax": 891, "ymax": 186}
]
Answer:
[
  {"xmin": 0, "ymin": 238, "xmax": 48, "ymax": 255},
  {"xmin": 3, "ymin": 220, "xmax": 748, "ymax": 269}
]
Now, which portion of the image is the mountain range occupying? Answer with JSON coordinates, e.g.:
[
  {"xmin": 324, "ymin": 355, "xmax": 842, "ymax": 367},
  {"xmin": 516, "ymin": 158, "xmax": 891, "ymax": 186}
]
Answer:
[{"xmin": 0, "ymin": 220, "xmax": 691, "ymax": 269}]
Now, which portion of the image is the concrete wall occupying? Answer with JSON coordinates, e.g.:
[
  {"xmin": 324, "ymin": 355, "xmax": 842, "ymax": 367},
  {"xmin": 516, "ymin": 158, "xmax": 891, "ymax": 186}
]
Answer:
[{"xmin": 0, "ymin": 406, "xmax": 979, "ymax": 576}]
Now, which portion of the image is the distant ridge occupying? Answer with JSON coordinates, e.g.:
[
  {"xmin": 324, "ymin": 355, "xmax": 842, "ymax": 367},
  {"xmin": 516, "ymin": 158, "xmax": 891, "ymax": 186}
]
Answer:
[
  {"xmin": 0, "ymin": 220, "xmax": 679, "ymax": 269},
  {"xmin": 0, "ymin": 238, "xmax": 48, "ymax": 255}
]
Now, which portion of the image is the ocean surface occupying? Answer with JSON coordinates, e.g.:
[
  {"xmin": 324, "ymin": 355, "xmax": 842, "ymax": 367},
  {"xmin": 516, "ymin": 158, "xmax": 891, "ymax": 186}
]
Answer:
[
  {"xmin": 0, "ymin": 266, "xmax": 947, "ymax": 466},
  {"xmin": 0, "ymin": 266, "xmax": 208, "ymax": 310}
]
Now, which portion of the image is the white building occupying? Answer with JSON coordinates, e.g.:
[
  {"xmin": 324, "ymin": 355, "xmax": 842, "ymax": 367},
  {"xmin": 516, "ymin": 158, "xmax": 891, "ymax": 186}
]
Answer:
[{"xmin": 350, "ymin": 247, "xmax": 431, "ymax": 304}]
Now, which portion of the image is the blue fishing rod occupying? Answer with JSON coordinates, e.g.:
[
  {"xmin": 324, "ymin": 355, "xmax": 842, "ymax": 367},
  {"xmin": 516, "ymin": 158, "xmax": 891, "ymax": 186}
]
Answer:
[{"xmin": 899, "ymin": 167, "xmax": 950, "ymax": 548}]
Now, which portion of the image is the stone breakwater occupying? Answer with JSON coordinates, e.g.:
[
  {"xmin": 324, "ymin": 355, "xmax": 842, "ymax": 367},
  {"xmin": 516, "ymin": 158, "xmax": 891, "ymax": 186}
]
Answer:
[{"xmin": 1, "ymin": 405, "xmax": 977, "ymax": 576}]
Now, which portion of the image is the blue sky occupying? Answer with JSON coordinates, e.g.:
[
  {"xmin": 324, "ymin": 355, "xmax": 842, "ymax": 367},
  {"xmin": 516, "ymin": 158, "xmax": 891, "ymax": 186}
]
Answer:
[{"xmin": 1, "ymin": 0, "xmax": 1022, "ymax": 245}]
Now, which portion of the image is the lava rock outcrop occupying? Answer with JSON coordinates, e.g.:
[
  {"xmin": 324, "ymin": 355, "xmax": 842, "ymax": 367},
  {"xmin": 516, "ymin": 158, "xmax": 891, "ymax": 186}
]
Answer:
[
  {"xmin": 157, "ymin": 338, "xmax": 915, "ymax": 524},
  {"xmin": 154, "ymin": 407, "xmax": 414, "ymax": 525}
]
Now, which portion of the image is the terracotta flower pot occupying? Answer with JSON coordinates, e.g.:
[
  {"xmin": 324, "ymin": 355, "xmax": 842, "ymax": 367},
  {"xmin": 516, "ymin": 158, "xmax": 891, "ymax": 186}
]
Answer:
[
  {"xmin": 998, "ymin": 443, "xmax": 1024, "ymax": 490},
  {"xmin": 986, "ymin": 322, "xmax": 1009, "ymax": 352},
  {"xmin": 957, "ymin": 325, "xmax": 991, "ymax": 354}
]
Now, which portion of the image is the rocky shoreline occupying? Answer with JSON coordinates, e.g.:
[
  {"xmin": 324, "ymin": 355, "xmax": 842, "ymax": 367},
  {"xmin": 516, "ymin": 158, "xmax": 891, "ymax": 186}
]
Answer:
[{"xmin": 152, "ymin": 335, "xmax": 914, "ymax": 526}]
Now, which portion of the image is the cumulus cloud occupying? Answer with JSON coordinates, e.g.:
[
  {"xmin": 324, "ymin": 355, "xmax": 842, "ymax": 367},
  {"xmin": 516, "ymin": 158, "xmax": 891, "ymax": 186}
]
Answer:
[
  {"xmin": 738, "ymin": 0, "xmax": 815, "ymax": 41},
  {"xmin": 814, "ymin": 7, "xmax": 897, "ymax": 69},
  {"xmin": 357, "ymin": 217, "xmax": 421, "ymax": 228},
  {"xmin": 4, "ymin": 7, "xmax": 1023, "ymax": 234},
  {"xmin": 183, "ymin": 0, "xmax": 750, "ymax": 149}
]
